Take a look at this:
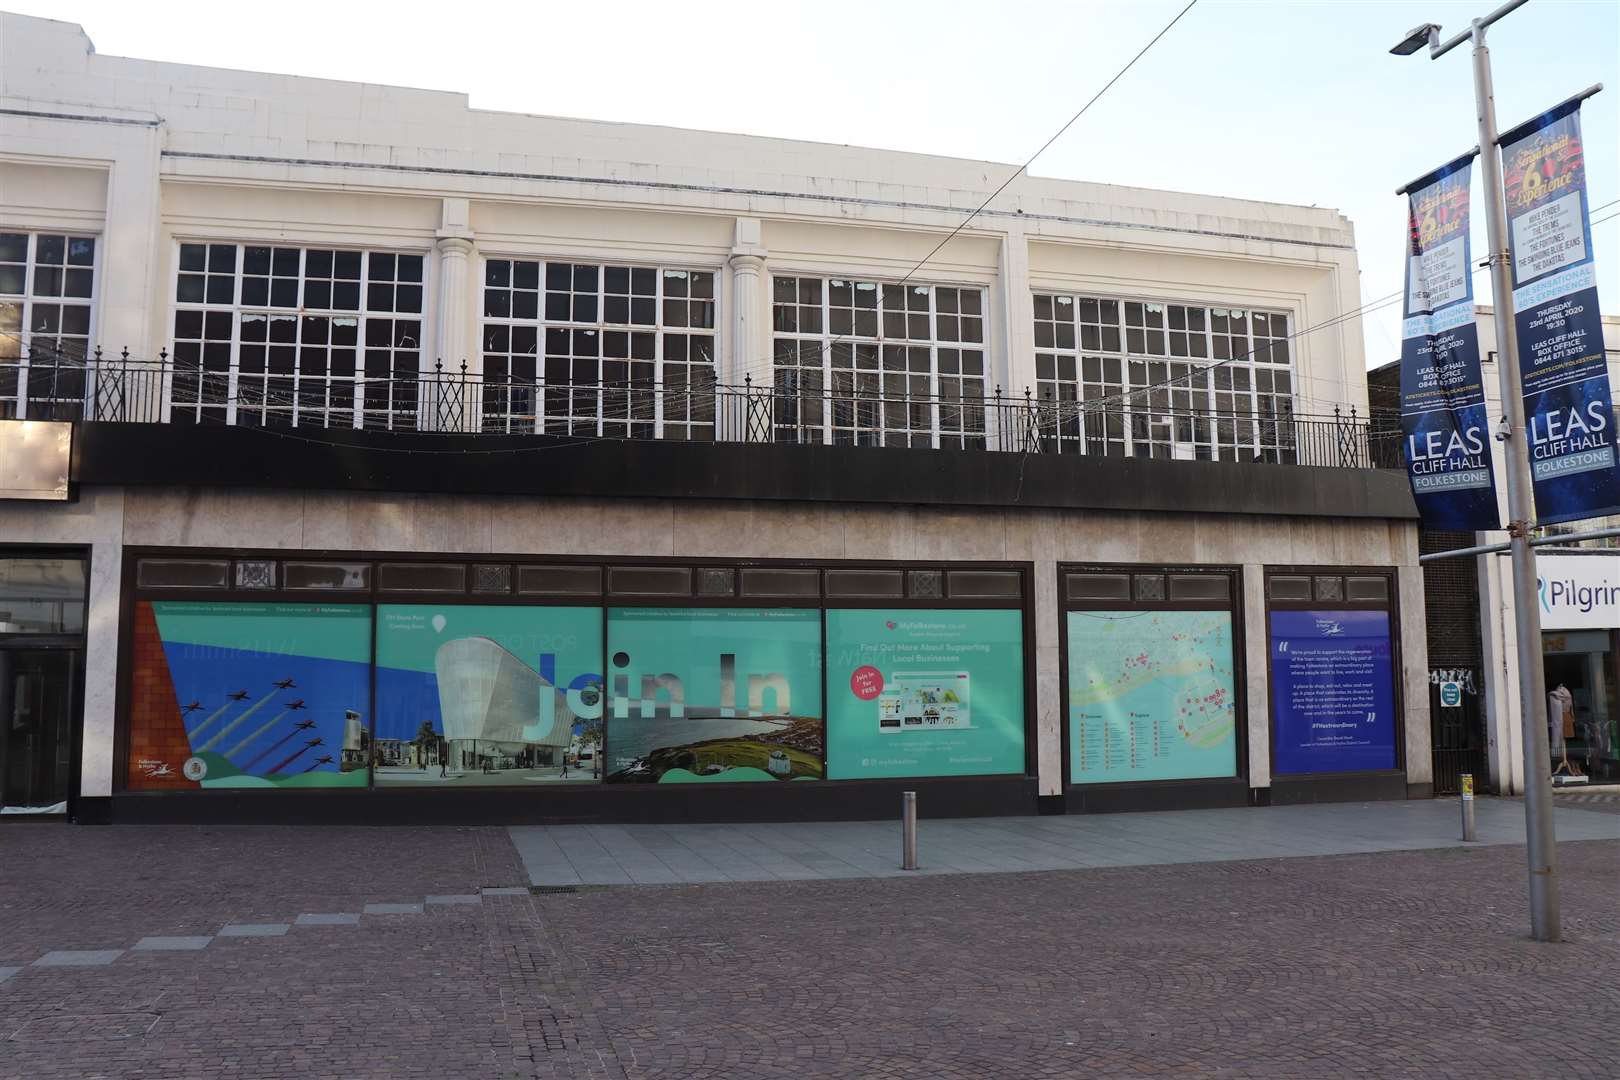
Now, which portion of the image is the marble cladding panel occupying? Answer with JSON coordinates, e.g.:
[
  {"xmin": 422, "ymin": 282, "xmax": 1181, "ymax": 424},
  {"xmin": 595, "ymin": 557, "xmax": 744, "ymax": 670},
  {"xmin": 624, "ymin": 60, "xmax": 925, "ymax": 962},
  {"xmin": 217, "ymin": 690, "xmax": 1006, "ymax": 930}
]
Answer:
[
  {"xmin": 1029, "ymin": 557, "xmax": 1059, "ymax": 650},
  {"xmin": 1242, "ymin": 564, "xmax": 1272, "ymax": 790},
  {"xmin": 667, "ymin": 501, "xmax": 851, "ymax": 561},
  {"xmin": 80, "ymin": 542, "xmax": 123, "ymax": 797},
  {"xmin": 1398, "ymin": 563, "xmax": 1434, "ymax": 783},
  {"xmin": 123, "ymin": 488, "xmax": 303, "ymax": 548},
  {"xmin": 0, "ymin": 486, "xmax": 125, "ymax": 544},
  {"xmin": 1048, "ymin": 511, "xmax": 1142, "ymax": 564},
  {"xmin": 911, "ymin": 507, "xmax": 1007, "ymax": 562},
  {"xmin": 842, "ymin": 505, "xmax": 919, "ymax": 560},
  {"xmin": 1203, "ymin": 514, "xmax": 1290, "ymax": 565},
  {"xmin": 1034, "ymin": 648, "xmax": 1062, "ymax": 797},
  {"xmin": 1002, "ymin": 508, "xmax": 1057, "ymax": 564}
]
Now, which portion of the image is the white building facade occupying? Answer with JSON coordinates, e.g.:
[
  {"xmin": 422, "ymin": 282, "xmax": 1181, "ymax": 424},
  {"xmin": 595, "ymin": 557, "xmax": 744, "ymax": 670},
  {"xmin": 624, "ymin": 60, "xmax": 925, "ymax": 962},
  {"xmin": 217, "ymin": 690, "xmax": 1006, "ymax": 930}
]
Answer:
[{"xmin": 0, "ymin": 14, "xmax": 1429, "ymax": 824}]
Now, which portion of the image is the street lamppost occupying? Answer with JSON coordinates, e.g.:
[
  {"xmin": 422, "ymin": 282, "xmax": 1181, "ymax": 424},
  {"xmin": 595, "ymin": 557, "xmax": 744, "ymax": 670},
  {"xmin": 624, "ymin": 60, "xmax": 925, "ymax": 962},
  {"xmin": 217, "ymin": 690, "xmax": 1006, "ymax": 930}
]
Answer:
[{"xmin": 1390, "ymin": 0, "xmax": 1559, "ymax": 942}]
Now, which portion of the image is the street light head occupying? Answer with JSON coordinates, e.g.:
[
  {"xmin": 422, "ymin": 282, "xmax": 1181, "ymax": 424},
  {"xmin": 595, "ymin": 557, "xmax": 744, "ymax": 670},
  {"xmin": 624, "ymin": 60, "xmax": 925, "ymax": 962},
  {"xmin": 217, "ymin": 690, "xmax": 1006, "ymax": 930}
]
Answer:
[{"xmin": 1390, "ymin": 23, "xmax": 1442, "ymax": 56}]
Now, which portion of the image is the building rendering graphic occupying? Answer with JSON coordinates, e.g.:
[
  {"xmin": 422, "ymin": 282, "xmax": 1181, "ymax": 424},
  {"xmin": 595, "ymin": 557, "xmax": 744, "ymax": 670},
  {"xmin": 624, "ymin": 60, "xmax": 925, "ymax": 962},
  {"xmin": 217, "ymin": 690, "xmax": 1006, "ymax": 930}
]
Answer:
[{"xmin": 0, "ymin": 13, "xmax": 1434, "ymax": 823}]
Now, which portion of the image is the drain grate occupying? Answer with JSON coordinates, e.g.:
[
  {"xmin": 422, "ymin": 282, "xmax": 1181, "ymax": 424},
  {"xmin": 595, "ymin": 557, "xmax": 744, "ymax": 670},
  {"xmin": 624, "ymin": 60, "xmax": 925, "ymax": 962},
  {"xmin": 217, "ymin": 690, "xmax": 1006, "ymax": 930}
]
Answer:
[{"xmin": 531, "ymin": 885, "xmax": 579, "ymax": 895}]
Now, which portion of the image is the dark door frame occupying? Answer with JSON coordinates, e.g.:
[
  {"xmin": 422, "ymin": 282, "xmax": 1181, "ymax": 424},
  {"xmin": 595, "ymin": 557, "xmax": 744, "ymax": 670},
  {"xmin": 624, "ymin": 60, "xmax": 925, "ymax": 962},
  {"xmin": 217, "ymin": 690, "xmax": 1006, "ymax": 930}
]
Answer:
[
  {"xmin": 0, "ymin": 641, "xmax": 83, "ymax": 818},
  {"xmin": 0, "ymin": 545, "xmax": 91, "ymax": 821}
]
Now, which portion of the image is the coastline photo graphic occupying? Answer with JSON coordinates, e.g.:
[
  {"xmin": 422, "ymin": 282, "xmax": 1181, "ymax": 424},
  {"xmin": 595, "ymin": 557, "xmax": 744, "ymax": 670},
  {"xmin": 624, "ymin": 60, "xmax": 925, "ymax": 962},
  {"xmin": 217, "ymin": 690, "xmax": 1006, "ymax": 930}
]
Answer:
[{"xmin": 603, "ymin": 607, "xmax": 824, "ymax": 784}]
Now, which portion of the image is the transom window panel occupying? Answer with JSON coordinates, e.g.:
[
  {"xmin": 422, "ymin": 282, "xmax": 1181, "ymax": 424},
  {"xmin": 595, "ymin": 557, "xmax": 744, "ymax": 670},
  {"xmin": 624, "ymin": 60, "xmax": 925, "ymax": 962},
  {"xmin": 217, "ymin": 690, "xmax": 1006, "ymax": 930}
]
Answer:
[
  {"xmin": 480, "ymin": 260, "xmax": 716, "ymax": 440},
  {"xmin": 0, "ymin": 231, "xmax": 97, "ymax": 419},
  {"xmin": 1032, "ymin": 294, "xmax": 1295, "ymax": 464},
  {"xmin": 171, "ymin": 243, "xmax": 425, "ymax": 429},
  {"xmin": 770, "ymin": 276, "xmax": 987, "ymax": 450}
]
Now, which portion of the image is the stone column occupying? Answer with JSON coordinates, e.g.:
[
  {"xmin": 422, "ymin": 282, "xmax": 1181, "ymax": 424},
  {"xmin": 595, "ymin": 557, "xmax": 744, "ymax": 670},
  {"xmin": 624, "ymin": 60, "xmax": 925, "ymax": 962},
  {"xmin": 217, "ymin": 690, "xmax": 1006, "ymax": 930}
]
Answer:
[
  {"xmin": 433, "ymin": 198, "xmax": 475, "ymax": 431},
  {"xmin": 1243, "ymin": 563, "xmax": 1272, "ymax": 794},
  {"xmin": 76, "ymin": 488, "xmax": 126, "ymax": 805},
  {"xmin": 995, "ymin": 223, "xmax": 1035, "ymax": 394},
  {"xmin": 727, "ymin": 217, "xmax": 768, "ymax": 440}
]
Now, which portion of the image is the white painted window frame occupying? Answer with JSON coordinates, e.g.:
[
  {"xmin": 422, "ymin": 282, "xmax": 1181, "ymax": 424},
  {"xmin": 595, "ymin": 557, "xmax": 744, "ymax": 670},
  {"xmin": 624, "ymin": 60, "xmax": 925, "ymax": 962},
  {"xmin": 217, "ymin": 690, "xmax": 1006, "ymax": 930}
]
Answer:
[
  {"xmin": 167, "ymin": 239, "xmax": 432, "ymax": 430},
  {"xmin": 1031, "ymin": 291, "xmax": 1296, "ymax": 463},
  {"xmin": 0, "ymin": 228, "xmax": 100, "ymax": 418},
  {"xmin": 768, "ymin": 274, "xmax": 990, "ymax": 450},
  {"xmin": 476, "ymin": 254, "xmax": 721, "ymax": 441}
]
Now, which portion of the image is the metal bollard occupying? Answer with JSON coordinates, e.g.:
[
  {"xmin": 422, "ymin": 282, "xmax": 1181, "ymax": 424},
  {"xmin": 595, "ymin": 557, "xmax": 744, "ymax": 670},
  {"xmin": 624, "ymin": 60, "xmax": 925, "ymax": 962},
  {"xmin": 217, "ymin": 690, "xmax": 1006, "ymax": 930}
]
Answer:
[
  {"xmin": 901, "ymin": 791, "xmax": 918, "ymax": 870},
  {"xmin": 1460, "ymin": 773, "xmax": 1477, "ymax": 842}
]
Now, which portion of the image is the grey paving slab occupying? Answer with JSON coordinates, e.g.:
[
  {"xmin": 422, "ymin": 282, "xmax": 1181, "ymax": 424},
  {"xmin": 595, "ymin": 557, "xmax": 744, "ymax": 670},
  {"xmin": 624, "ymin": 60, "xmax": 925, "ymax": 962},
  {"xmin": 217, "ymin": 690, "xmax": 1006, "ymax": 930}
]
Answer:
[
  {"xmin": 480, "ymin": 886, "xmax": 529, "ymax": 896},
  {"xmin": 0, "ymin": 966, "xmax": 21, "ymax": 983},
  {"xmin": 424, "ymin": 893, "xmax": 481, "ymax": 905},
  {"xmin": 509, "ymin": 796, "xmax": 1620, "ymax": 886},
  {"xmin": 216, "ymin": 923, "xmax": 289, "ymax": 937},
  {"xmin": 294, "ymin": 912, "xmax": 360, "ymax": 926},
  {"xmin": 32, "ymin": 949, "xmax": 123, "ymax": 967},
  {"xmin": 133, "ymin": 935, "xmax": 213, "ymax": 951},
  {"xmin": 363, "ymin": 902, "xmax": 424, "ymax": 915}
]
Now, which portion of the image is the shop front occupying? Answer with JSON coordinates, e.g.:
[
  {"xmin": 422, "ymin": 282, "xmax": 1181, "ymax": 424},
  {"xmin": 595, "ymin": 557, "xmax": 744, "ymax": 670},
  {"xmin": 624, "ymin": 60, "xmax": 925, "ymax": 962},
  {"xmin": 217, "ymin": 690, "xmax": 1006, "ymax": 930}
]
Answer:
[
  {"xmin": 0, "ymin": 418, "xmax": 1431, "ymax": 824},
  {"xmin": 115, "ymin": 550, "xmax": 1038, "ymax": 823},
  {"xmin": 1534, "ymin": 552, "xmax": 1620, "ymax": 785}
]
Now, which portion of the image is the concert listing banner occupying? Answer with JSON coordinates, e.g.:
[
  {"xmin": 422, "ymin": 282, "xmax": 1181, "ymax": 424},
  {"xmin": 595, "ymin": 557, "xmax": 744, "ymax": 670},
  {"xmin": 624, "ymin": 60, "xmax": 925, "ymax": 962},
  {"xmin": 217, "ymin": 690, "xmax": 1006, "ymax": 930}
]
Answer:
[
  {"xmin": 1399, "ymin": 152, "xmax": 1500, "ymax": 529},
  {"xmin": 1501, "ymin": 98, "xmax": 1620, "ymax": 525}
]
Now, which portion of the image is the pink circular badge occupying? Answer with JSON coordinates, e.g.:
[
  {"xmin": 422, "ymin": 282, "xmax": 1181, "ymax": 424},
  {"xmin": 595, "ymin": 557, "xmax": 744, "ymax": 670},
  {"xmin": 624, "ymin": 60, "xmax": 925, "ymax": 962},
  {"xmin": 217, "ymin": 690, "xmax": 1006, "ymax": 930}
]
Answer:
[{"xmin": 850, "ymin": 665, "xmax": 884, "ymax": 700}]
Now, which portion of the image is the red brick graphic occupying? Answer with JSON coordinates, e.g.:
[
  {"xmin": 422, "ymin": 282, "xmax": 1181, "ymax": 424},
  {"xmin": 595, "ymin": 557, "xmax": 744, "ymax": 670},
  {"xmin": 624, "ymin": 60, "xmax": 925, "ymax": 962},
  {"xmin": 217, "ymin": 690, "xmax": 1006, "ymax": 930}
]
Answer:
[{"xmin": 126, "ymin": 601, "xmax": 200, "ymax": 790}]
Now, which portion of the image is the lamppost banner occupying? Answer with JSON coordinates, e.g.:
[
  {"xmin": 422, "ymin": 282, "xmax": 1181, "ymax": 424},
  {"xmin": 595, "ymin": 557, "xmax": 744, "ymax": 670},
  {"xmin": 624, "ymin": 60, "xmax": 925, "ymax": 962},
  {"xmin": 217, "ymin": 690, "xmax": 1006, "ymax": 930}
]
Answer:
[
  {"xmin": 1399, "ymin": 152, "xmax": 1500, "ymax": 529},
  {"xmin": 1500, "ymin": 99, "xmax": 1619, "ymax": 525}
]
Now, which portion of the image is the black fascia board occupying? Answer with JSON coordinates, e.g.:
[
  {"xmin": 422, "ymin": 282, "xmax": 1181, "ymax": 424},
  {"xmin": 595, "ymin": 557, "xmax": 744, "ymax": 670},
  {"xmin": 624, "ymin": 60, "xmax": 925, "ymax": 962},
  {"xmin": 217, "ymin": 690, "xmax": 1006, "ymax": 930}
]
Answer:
[{"xmin": 72, "ymin": 422, "xmax": 1418, "ymax": 520}]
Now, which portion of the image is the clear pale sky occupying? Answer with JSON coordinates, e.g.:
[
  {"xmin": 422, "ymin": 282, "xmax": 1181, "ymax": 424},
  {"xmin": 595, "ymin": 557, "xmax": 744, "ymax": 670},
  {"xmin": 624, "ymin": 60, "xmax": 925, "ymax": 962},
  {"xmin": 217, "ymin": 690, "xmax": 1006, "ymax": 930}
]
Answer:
[{"xmin": 11, "ymin": 0, "xmax": 1618, "ymax": 369}]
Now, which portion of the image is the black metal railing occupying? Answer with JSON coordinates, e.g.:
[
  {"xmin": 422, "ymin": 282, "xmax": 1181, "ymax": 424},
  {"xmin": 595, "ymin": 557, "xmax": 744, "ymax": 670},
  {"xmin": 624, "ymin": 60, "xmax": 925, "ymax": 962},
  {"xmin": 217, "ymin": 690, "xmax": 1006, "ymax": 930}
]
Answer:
[{"xmin": 0, "ymin": 346, "xmax": 1397, "ymax": 469}]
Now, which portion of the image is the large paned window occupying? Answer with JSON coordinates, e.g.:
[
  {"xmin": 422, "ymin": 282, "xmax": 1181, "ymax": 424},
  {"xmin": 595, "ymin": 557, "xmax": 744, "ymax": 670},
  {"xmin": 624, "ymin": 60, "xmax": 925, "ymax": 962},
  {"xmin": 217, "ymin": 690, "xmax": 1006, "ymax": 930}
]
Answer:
[
  {"xmin": 480, "ymin": 260, "xmax": 717, "ymax": 439},
  {"xmin": 1033, "ymin": 295, "xmax": 1295, "ymax": 462},
  {"xmin": 0, "ymin": 231, "xmax": 97, "ymax": 418},
  {"xmin": 170, "ymin": 243, "xmax": 426, "ymax": 429},
  {"xmin": 771, "ymin": 277, "xmax": 988, "ymax": 449}
]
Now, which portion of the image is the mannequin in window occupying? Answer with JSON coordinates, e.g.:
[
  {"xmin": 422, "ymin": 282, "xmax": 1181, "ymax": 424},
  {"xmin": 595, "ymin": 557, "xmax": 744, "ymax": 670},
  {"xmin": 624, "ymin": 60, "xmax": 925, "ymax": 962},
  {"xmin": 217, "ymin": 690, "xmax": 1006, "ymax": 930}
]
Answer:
[{"xmin": 1548, "ymin": 684, "xmax": 1582, "ymax": 778}]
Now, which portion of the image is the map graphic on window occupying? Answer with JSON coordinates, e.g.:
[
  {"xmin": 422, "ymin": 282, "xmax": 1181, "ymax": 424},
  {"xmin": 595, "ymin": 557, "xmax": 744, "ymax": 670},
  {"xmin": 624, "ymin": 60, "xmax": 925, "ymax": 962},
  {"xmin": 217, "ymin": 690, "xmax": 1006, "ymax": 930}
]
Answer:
[{"xmin": 1067, "ymin": 610, "xmax": 1238, "ymax": 784}]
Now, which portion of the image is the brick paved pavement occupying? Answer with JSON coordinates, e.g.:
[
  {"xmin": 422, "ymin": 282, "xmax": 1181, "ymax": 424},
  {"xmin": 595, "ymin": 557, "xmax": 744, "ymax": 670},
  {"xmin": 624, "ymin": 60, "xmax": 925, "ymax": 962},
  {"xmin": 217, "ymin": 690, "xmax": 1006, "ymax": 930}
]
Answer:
[{"xmin": 0, "ymin": 824, "xmax": 1616, "ymax": 1079}]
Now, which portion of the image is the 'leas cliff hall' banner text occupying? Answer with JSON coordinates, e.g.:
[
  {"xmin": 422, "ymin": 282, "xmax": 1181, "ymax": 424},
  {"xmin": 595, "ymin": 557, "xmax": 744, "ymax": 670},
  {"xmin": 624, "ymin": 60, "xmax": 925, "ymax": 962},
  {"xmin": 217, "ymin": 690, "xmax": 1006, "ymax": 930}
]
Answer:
[
  {"xmin": 1398, "ymin": 151, "xmax": 1499, "ymax": 530},
  {"xmin": 1501, "ymin": 97, "xmax": 1619, "ymax": 526}
]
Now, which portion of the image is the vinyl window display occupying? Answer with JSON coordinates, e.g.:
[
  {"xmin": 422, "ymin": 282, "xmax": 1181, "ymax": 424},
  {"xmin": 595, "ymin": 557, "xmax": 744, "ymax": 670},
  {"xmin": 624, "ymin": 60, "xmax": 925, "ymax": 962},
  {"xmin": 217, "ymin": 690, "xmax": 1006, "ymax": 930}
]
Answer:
[
  {"xmin": 121, "ymin": 555, "xmax": 1033, "ymax": 792},
  {"xmin": 373, "ymin": 605, "xmax": 604, "ymax": 787},
  {"xmin": 824, "ymin": 608, "xmax": 1025, "ymax": 779},
  {"xmin": 124, "ymin": 601, "xmax": 372, "ymax": 790}
]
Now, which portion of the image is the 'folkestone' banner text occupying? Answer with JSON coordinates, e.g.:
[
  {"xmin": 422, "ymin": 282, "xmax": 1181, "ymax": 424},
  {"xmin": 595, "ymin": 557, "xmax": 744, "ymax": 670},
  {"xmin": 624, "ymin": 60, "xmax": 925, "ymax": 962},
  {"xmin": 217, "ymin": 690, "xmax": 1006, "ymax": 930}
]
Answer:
[
  {"xmin": 1501, "ymin": 98, "xmax": 1619, "ymax": 525},
  {"xmin": 1399, "ymin": 152, "xmax": 1499, "ymax": 529}
]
